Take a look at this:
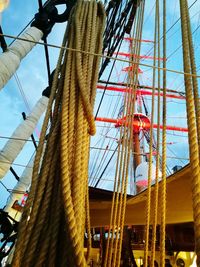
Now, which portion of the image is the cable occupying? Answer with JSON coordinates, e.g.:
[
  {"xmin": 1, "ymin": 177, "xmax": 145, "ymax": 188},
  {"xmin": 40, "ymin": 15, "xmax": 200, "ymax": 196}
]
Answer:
[
  {"xmin": 94, "ymin": 145, "xmax": 119, "ymax": 188},
  {"xmin": 142, "ymin": 0, "xmax": 199, "ymax": 60},
  {"xmin": 2, "ymin": 32, "xmax": 200, "ymax": 78},
  {"xmin": 37, "ymin": 0, "xmax": 51, "ymax": 83}
]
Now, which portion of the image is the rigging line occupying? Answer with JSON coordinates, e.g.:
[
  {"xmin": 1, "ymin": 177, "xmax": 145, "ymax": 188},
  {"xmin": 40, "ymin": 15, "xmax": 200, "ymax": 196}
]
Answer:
[
  {"xmin": 166, "ymin": 9, "xmax": 200, "ymax": 43},
  {"xmin": 0, "ymin": 180, "xmax": 9, "ymax": 192},
  {"xmin": 10, "ymin": 167, "xmax": 20, "ymax": 181},
  {"xmin": 8, "ymin": 0, "xmax": 52, "ymax": 46},
  {"xmin": 143, "ymin": 1, "xmax": 156, "ymax": 27},
  {"xmin": 90, "ymin": 71, "xmax": 126, "ymax": 182},
  {"xmin": 89, "ymin": 125, "xmax": 113, "ymax": 179},
  {"xmin": 167, "ymin": 145, "xmax": 186, "ymax": 165},
  {"xmin": 90, "ymin": 63, "xmax": 130, "ymax": 185},
  {"xmin": 90, "ymin": 128, "xmax": 119, "ymax": 185},
  {"xmin": 90, "ymin": 148, "xmax": 189, "ymax": 161},
  {"xmin": 90, "ymin": 131, "xmax": 119, "ymax": 186},
  {"xmin": 98, "ymin": 80, "xmax": 186, "ymax": 95},
  {"xmin": 0, "ymin": 160, "xmax": 33, "ymax": 169},
  {"xmin": 0, "ymin": 135, "xmax": 40, "ymax": 143},
  {"xmin": 14, "ymin": 73, "xmax": 31, "ymax": 112},
  {"xmin": 142, "ymin": 0, "xmax": 199, "ymax": 60},
  {"xmin": 94, "ymin": 145, "xmax": 119, "ymax": 188},
  {"xmin": 90, "ymin": 143, "xmax": 110, "ymax": 187},
  {"xmin": 22, "ymin": 112, "xmax": 38, "ymax": 149},
  {"xmin": 2, "ymin": 33, "xmax": 200, "ymax": 78},
  {"xmin": 90, "ymin": 79, "xmax": 125, "ymax": 184},
  {"xmin": 37, "ymin": 0, "xmax": 51, "ymax": 83},
  {"xmin": 167, "ymin": 18, "xmax": 200, "ymax": 59},
  {"xmin": 95, "ymin": 37, "xmax": 124, "ymax": 118}
]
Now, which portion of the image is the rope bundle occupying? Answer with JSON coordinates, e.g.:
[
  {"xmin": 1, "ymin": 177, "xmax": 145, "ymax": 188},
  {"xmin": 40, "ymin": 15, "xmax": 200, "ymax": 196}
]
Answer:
[
  {"xmin": 103, "ymin": 1, "xmax": 145, "ymax": 266},
  {"xmin": 11, "ymin": 1, "xmax": 105, "ymax": 266}
]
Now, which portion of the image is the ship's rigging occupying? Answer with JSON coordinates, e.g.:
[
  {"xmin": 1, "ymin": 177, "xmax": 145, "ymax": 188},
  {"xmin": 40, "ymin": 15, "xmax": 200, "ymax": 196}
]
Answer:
[{"xmin": 0, "ymin": 0, "xmax": 199, "ymax": 266}]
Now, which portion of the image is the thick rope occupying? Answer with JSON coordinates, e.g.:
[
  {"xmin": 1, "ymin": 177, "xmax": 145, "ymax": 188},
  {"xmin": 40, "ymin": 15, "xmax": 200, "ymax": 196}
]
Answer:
[
  {"xmin": 104, "ymin": 1, "xmax": 145, "ymax": 266},
  {"xmin": 11, "ymin": 2, "xmax": 105, "ymax": 266},
  {"xmin": 184, "ymin": 0, "xmax": 200, "ymax": 158},
  {"xmin": 160, "ymin": 0, "xmax": 167, "ymax": 266},
  {"xmin": 179, "ymin": 1, "xmax": 200, "ymax": 266},
  {"xmin": 144, "ymin": 0, "xmax": 158, "ymax": 265},
  {"xmin": 150, "ymin": 0, "xmax": 161, "ymax": 265}
]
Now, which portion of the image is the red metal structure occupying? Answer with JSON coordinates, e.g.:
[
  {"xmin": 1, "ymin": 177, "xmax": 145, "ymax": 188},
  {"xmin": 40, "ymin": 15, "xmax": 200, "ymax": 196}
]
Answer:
[
  {"xmin": 95, "ymin": 114, "xmax": 188, "ymax": 133},
  {"xmin": 97, "ymin": 85, "xmax": 186, "ymax": 100}
]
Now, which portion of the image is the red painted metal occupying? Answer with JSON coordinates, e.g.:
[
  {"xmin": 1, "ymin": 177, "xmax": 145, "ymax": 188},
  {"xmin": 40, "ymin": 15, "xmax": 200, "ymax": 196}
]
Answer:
[
  {"xmin": 95, "ymin": 115, "xmax": 188, "ymax": 133},
  {"xmin": 96, "ymin": 85, "xmax": 186, "ymax": 100},
  {"xmin": 122, "ymin": 65, "xmax": 143, "ymax": 73},
  {"xmin": 112, "ymin": 51, "xmax": 165, "ymax": 61},
  {"xmin": 122, "ymin": 37, "xmax": 154, "ymax": 43}
]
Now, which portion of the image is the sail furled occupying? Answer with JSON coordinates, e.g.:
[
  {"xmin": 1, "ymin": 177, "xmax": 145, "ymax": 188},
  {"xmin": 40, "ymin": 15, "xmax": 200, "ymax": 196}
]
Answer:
[
  {"xmin": 0, "ymin": 26, "xmax": 43, "ymax": 89},
  {"xmin": 0, "ymin": 96, "xmax": 48, "ymax": 179},
  {"xmin": 4, "ymin": 154, "xmax": 34, "ymax": 221}
]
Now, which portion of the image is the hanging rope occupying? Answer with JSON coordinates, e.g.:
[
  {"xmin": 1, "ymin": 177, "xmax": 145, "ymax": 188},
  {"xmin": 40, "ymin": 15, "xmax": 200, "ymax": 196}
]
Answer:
[
  {"xmin": 150, "ymin": 0, "xmax": 161, "ymax": 266},
  {"xmin": 103, "ymin": 1, "xmax": 145, "ymax": 266},
  {"xmin": 143, "ymin": 0, "xmax": 158, "ymax": 264},
  {"xmin": 179, "ymin": 0, "xmax": 200, "ymax": 266},
  {"xmin": 11, "ymin": 1, "xmax": 105, "ymax": 266},
  {"xmin": 160, "ymin": 0, "xmax": 167, "ymax": 266}
]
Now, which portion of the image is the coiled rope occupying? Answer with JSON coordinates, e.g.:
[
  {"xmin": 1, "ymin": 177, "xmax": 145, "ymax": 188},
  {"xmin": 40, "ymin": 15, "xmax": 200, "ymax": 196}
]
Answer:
[{"xmin": 11, "ymin": 1, "xmax": 105, "ymax": 266}]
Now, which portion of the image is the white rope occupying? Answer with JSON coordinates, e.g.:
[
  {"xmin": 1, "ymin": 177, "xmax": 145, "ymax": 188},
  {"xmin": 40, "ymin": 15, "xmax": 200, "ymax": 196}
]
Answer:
[
  {"xmin": 0, "ymin": 96, "xmax": 48, "ymax": 179},
  {"xmin": 0, "ymin": 27, "xmax": 43, "ymax": 90}
]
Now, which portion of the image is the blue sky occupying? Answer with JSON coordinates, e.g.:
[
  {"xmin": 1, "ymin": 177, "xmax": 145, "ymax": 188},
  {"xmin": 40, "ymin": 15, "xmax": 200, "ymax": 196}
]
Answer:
[{"xmin": 0, "ymin": 0, "xmax": 199, "ymax": 202}]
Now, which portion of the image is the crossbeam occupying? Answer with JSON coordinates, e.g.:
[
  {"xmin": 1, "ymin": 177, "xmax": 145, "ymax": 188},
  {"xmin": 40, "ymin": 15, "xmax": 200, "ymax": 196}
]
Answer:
[
  {"xmin": 95, "ymin": 117, "xmax": 188, "ymax": 133},
  {"xmin": 97, "ymin": 85, "xmax": 185, "ymax": 100}
]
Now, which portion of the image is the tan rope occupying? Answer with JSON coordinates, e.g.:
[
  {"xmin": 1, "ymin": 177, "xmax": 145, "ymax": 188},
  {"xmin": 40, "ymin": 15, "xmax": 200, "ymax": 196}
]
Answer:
[
  {"xmin": 184, "ymin": 0, "xmax": 200, "ymax": 158},
  {"xmin": 179, "ymin": 1, "xmax": 200, "ymax": 266},
  {"xmin": 104, "ymin": 1, "xmax": 145, "ymax": 266},
  {"xmin": 160, "ymin": 0, "xmax": 167, "ymax": 266},
  {"xmin": 144, "ymin": 0, "xmax": 157, "ymax": 264},
  {"xmin": 150, "ymin": 0, "xmax": 161, "ymax": 265},
  {"xmin": 11, "ymin": 1, "xmax": 105, "ymax": 266}
]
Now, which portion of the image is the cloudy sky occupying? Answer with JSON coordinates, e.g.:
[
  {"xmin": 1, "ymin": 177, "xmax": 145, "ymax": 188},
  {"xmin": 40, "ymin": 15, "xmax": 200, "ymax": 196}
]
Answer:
[{"xmin": 0, "ymin": 0, "xmax": 199, "ymax": 203}]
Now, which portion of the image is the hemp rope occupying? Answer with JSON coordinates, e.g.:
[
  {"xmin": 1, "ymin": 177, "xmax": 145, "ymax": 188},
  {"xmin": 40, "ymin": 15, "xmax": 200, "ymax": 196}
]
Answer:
[
  {"xmin": 150, "ymin": 0, "xmax": 161, "ymax": 266},
  {"xmin": 103, "ymin": 1, "xmax": 145, "ymax": 266},
  {"xmin": 179, "ymin": 0, "xmax": 200, "ymax": 266},
  {"xmin": 116, "ymin": 1, "xmax": 146, "ymax": 267},
  {"xmin": 184, "ymin": 0, "xmax": 200, "ymax": 158},
  {"xmin": 144, "ymin": 2, "xmax": 157, "ymax": 265},
  {"xmin": 11, "ymin": 1, "xmax": 105, "ymax": 266},
  {"xmin": 159, "ymin": 0, "xmax": 167, "ymax": 266}
]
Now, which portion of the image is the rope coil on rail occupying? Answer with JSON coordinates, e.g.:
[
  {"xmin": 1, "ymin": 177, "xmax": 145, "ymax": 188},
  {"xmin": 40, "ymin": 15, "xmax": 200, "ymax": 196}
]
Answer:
[{"xmin": 11, "ymin": 1, "xmax": 105, "ymax": 266}]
